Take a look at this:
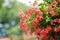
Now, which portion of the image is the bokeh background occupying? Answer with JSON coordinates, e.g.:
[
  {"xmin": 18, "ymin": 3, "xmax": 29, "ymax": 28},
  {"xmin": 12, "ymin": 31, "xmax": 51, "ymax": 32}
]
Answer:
[
  {"xmin": 0, "ymin": 0, "xmax": 31, "ymax": 40},
  {"xmin": 0, "ymin": 0, "xmax": 43, "ymax": 40}
]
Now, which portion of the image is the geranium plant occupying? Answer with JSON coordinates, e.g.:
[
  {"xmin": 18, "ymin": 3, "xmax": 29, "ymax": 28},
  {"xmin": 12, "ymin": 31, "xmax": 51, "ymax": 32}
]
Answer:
[{"xmin": 18, "ymin": 0, "xmax": 60, "ymax": 40}]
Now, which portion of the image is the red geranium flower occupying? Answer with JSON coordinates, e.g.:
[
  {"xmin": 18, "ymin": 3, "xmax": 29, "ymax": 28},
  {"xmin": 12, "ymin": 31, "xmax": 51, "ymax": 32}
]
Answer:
[
  {"xmin": 57, "ymin": 25, "xmax": 60, "ymax": 32},
  {"xmin": 32, "ymin": 18, "xmax": 39, "ymax": 24},
  {"xmin": 36, "ymin": 15, "xmax": 43, "ymax": 21},
  {"xmin": 58, "ymin": 19, "xmax": 60, "ymax": 23},
  {"xmin": 32, "ymin": 23, "xmax": 37, "ymax": 29},
  {"xmin": 20, "ymin": 22, "xmax": 27, "ymax": 30},
  {"xmin": 34, "ymin": 8, "xmax": 43, "ymax": 15},
  {"xmin": 42, "ymin": 36, "xmax": 46, "ymax": 40},
  {"xmin": 32, "ymin": 18, "xmax": 39, "ymax": 29},
  {"xmin": 54, "ymin": 27, "xmax": 57, "ymax": 32},
  {"xmin": 40, "ymin": 30, "xmax": 47, "ymax": 37},
  {"xmin": 50, "ymin": 37, "xmax": 54, "ymax": 40},
  {"xmin": 45, "ymin": 26, "xmax": 52, "ymax": 33},
  {"xmin": 34, "ymin": 29, "xmax": 41, "ymax": 35},
  {"xmin": 49, "ymin": 10, "xmax": 56, "ymax": 16},
  {"xmin": 53, "ymin": 19, "xmax": 59, "ymax": 23},
  {"xmin": 51, "ymin": 1, "xmax": 57, "ymax": 6},
  {"xmin": 18, "ymin": 13, "xmax": 23, "ymax": 17},
  {"xmin": 26, "ymin": 8, "xmax": 33, "ymax": 15}
]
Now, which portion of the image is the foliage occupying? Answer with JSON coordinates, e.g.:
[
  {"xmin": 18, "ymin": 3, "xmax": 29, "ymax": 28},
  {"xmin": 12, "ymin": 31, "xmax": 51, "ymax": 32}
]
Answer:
[
  {"xmin": 0, "ymin": 0, "xmax": 30, "ymax": 37},
  {"xmin": 6, "ymin": 25, "xmax": 22, "ymax": 36},
  {"xmin": 0, "ymin": 0, "xmax": 19, "ymax": 23}
]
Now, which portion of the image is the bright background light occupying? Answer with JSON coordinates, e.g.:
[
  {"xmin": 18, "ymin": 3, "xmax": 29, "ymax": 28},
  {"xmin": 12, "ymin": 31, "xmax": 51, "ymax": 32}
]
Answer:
[{"xmin": 17, "ymin": 0, "xmax": 43, "ymax": 6}]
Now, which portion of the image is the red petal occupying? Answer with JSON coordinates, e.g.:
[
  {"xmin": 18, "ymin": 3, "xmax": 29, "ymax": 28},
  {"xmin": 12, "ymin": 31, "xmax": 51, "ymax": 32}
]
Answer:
[{"xmin": 50, "ymin": 37, "xmax": 54, "ymax": 40}]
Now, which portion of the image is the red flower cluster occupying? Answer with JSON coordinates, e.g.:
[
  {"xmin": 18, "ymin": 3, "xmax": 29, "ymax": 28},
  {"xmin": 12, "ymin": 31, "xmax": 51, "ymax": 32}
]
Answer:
[
  {"xmin": 26, "ymin": 8, "xmax": 33, "ymax": 15},
  {"xmin": 54, "ymin": 25, "xmax": 60, "ymax": 32},
  {"xmin": 51, "ymin": 19, "xmax": 60, "ymax": 25},
  {"xmin": 49, "ymin": 10, "xmax": 56, "ymax": 16},
  {"xmin": 19, "ymin": 15, "xmax": 28, "ymax": 30},
  {"xmin": 19, "ymin": 8, "xmax": 43, "ymax": 34},
  {"xmin": 19, "ymin": 0, "xmax": 60, "ymax": 40}
]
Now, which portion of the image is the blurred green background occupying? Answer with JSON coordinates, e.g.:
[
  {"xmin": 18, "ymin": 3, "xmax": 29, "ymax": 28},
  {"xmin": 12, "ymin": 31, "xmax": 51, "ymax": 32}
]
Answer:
[{"xmin": 0, "ymin": 0, "xmax": 30, "ymax": 38}]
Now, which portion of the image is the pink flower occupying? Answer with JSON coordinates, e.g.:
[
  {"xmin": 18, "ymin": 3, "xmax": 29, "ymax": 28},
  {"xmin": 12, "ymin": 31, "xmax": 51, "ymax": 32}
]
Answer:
[
  {"xmin": 50, "ymin": 21, "xmax": 54, "ymax": 25},
  {"xmin": 32, "ymin": 18, "xmax": 39, "ymax": 29},
  {"xmin": 53, "ymin": 19, "xmax": 59, "ymax": 23},
  {"xmin": 51, "ymin": 1, "xmax": 57, "ymax": 6},
  {"xmin": 57, "ymin": 25, "xmax": 60, "ymax": 32},
  {"xmin": 29, "ymin": 30, "xmax": 32, "ymax": 35},
  {"xmin": 36, "ymin": 15, "xmax": 43, "ymax": 21},
  {"xmin": 18, "ymin": 13, "xmax": 23, "ymax": 17},
  {"xmin": 32, "ymin": 18, "xmax": 39, "ymax": 24},
  {"xmin": 26, "ymin": 8, "xmax": 33, "ymax": 15},
  {"xmin": 21, "ymin": 15, "xmax": 28, "ymax": 21},
  {"xmin": 20, "ymin": 16, "xmax": 28, "ymax": 30},
  {"xmin": 20, "ymin": 22, "xmax": 27, "ymax": 30},
  {"xmin": 18, "ymin": 9, "xmax": 24, "ymax": 17},
  {"xmin": 53, "ymin": 19, "xmax": 60, "ymax": 23},
  {"xmin": 54, "ymin": 27, "xmax": 57, "ymax": 32},
  {"xmin": 58, "ymin": 19, "xmax": 60, "ymax": 23},
  {"xmin": 23, "ymin": 15, "xmax": 28, "ymax": 19},
  {"xmin": 34, "ymin": 8, "xmax": 43, "ymax": 15},
  {"xmin": 49, "ymin": 10, "xmax": 56, "ymax": 16}
]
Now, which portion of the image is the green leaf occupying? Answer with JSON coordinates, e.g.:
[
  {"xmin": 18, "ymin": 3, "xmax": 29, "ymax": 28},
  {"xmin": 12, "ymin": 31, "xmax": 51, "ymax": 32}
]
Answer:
[{"xmin": 45, "ymin": 12, "xmax": 48, "ymax": 15}]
